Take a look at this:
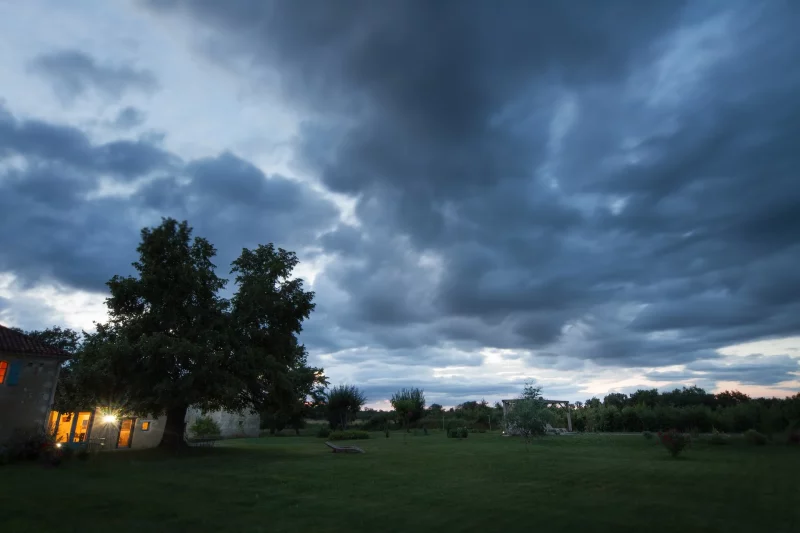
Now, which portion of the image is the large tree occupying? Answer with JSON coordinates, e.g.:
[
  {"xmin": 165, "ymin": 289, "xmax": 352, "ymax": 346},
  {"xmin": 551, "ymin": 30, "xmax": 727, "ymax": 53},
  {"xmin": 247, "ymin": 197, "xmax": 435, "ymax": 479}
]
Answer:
[
  {"xmin": 261, "ymin": 345, "xmax": 328, "ymax": 434},
  {"xmin": 96, "ymin": 218, "xmax": 316, "ymax": 448}
]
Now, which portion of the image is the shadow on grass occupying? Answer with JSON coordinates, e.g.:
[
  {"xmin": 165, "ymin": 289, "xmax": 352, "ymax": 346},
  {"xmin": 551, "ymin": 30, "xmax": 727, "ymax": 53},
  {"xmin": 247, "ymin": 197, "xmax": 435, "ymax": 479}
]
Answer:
[{"xmin": 71, "ymin": 441, "xmax": 312, "ymax": 467}]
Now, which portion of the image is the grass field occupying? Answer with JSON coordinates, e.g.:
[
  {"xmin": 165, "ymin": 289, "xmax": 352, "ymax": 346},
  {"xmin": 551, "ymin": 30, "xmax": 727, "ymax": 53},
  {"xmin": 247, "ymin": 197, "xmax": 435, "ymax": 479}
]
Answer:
[{"xmin": 1, "ymin": 432, "xmax": 798, "ymax": 533}]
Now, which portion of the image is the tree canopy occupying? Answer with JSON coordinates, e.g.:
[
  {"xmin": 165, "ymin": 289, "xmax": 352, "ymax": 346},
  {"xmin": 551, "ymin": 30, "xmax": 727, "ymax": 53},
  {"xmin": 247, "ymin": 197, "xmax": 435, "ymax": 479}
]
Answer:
[
  {"xmin": 325, "ymin": 385, "xmax": 367, "ymax": 430},
  {"xmin": 51, "ymin": 217, "xmax": 320, "ymax": 448},
  {"xmin": 390, "ymin": 388, "xmax": 426, "ymax": 430}
]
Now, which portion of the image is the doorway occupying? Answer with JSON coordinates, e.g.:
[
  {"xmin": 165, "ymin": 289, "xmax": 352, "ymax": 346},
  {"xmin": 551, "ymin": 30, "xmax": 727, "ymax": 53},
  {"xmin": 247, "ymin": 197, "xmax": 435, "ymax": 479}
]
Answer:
[{"xmin": 117, "ymin": 418, "xmax": 135, "ymax": 448}]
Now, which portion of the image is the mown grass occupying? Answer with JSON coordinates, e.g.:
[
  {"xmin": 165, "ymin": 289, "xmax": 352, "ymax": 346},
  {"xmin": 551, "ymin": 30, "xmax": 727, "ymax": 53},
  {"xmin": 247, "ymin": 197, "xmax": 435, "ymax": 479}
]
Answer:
[{"xmin": 1, "ymin": 432, "xmax": 797, "ymax": 533}]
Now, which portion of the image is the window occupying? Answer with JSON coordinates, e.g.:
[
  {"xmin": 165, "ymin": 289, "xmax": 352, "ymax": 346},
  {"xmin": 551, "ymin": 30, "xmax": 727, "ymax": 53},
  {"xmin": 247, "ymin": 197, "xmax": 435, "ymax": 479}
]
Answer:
[
  {"xmin": 0, "ymin": 361, "xmax": 7, "ymax": 384},
  {"xmin": 141, "ymin": 421, "xmax": 150, "ymax": 431},
  {"xmin": 6, "ymin": 361, "xmax": 21, "ymax": 385}
]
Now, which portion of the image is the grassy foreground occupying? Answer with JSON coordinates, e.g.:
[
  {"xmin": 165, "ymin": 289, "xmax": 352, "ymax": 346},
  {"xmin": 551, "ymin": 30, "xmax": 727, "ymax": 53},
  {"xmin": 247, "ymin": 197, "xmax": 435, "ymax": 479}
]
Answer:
[{"xmin": 1, "ymin": 432, "xmax": 797, "ymax": 533}]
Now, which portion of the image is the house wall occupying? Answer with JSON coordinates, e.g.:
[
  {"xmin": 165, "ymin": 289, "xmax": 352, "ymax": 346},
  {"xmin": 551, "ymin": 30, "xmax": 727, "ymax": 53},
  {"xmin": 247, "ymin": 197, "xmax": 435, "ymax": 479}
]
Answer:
[
  {"xmin": 185, "ymin": 407, "xmax": 260, "ymax": 439},
  {"xmin": 0, "ymin": 353, "xmax": 60, "ymax": 442},
  {"xmin": 84, "ymin": 411, "xmax": 167, "ymax": 451}
]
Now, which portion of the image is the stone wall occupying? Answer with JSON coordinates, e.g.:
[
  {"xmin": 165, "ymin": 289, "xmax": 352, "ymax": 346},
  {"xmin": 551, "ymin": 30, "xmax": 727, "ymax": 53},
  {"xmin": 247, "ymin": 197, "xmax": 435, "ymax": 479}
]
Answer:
[
  {"xmin": 0, "ymin": 353, "xmax": 60, "ymax": 442},
  {"xmin": 185, "ymin": 407, "xmax": 260, "ymax": 439}
]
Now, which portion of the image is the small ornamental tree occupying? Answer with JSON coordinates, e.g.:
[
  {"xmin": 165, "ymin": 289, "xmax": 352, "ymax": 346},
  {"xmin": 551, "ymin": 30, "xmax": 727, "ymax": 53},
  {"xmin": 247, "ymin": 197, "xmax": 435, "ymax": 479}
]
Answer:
[
  {"xmin": 391, "ymin": 388, "xmax": 426, "ymax": 431},
  {"xmin": 658, "ymin": 429, "xmax": 691, "ymax": 457},
  {"xmin": 505, "ymin": 383, "xmax": 555, "ymax": 444},
  {"xmin": 326, "ymin": 385, "xmax": 367, "ymax": 430}
]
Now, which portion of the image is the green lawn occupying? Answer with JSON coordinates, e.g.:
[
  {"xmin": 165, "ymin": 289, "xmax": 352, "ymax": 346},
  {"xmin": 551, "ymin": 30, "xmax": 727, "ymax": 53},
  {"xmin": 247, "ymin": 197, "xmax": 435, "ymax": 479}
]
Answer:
[{"xmin": 1, "ymin": 432, "xmax": 798, "ymax": 533}]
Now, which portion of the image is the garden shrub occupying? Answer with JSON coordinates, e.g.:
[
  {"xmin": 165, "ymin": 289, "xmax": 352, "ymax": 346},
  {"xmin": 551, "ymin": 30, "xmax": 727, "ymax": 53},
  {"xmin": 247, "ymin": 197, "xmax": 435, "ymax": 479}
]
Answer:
[
  {"xmin": 59, "ymin": 445, "xmax": 75, "ymax": 461},
  {"xmin": 362, "ymin": 413, "xmax": 393, "ymax": 431},
  {"xmin": 329, "ymin": 430, "xmax": 370, "ymax": 441},
  {"xmin": 785, "ymin": 420, "xmax": 799, "ymax": 445},
  {"xmin": 77, "ymin": 447, "xmax": 91, "ymax": 461},
  {"xmin": 190, "ymin": 416, "xmax": 222, "ymax": 438},
  {"xmin": 446, "ymin": 418, "xmax": 471, "ymax": 431},
  {"xmin": 744, "ymin": 429, "xmax": 767, "ymax": 446},
  {"xmin": 642, "ymin": 431, "xmax": 654, "ymax": 440},
  {"xmin": 710, "ymin": 427, "xmax": 730, "ymax": 445},
  {"xmin": 447, "ymin": 427, "xmax": 469, "ymax": 439},
  {"xmin": 658, "ymin": 429, "xmax": 691, "ymax": 458},
  {"xmin": 3, "ymin": 426, "xmax": 55, "ymax": 462},
  {"xmin": 417, "ymin": 417, "xmax": 444, "ymax": 430},
  {"xmin": 316, "ymin": 426, "xmax": 332, "ymax": 438}
]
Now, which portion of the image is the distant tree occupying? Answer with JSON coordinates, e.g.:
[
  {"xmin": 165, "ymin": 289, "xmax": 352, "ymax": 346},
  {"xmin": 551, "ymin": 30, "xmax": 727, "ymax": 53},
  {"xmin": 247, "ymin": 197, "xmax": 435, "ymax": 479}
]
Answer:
[
  {"xmin": 585, "ymin": 397, "xmax": 602, "ymax": 409},
  {"xmin": 391, "ymin": 387, "xmax": 426, "ymax": 431},
  {"xmin": 13, "ymin": 326, "xmax": 82, "ymax": 354},
  {"xmin": 428, "ymin": 403, "xmax": 444, "ymax": 415},
  {"xmin": 326, "ymin": 385, "xmax": 367, "ymax": 430},
  {"xmin": 629, "ymin": 389, "xmax": 659, "ymax": 408},
  {"xmin": 603, "ymin": 393, "xmax": 629, "ymax": 409},
  {"xmin": 715, "ymin": 390, "xmax": 751, "ymax": 408}
]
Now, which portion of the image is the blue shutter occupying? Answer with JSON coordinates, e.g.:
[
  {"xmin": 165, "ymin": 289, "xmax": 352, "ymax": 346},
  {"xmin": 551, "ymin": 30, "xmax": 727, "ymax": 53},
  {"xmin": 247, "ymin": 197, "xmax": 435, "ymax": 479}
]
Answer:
[{"xmin": 7, "ymin": 360, "xmax": 22, "ymax": 385}]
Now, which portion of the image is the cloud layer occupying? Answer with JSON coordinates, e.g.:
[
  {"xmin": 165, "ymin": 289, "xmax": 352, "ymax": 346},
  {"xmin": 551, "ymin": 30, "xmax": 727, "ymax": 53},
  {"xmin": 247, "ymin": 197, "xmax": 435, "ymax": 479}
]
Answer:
[{"xmin": 1, "ymin": 1, "xmax": 798, "ymax": 403}]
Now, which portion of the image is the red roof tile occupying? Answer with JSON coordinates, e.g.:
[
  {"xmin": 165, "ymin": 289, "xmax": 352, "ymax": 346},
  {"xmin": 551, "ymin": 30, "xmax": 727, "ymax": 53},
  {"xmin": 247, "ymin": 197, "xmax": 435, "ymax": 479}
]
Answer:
[{"xmin": 0, "ymin": 324, "xmax": 70, "ymax": 358}]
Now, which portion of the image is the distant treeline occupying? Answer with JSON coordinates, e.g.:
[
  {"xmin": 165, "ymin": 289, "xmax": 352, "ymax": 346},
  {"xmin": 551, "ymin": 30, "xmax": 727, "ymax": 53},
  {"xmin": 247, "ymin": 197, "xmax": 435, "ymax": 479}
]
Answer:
[
  {"xmin": 311, "ymin": 387, "xmax": 800, "ymax": 435},
  {"xmin": 566, "ymin": 387, "xmax": 800, "ymax": 434}
]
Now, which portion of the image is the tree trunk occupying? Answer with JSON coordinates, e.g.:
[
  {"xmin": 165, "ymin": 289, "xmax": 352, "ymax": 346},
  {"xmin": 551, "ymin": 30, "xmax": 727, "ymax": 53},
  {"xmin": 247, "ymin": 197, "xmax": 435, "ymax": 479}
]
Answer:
[{"xmin": 159, "ymin": 404, "xmax": 189, "ymax": 449}]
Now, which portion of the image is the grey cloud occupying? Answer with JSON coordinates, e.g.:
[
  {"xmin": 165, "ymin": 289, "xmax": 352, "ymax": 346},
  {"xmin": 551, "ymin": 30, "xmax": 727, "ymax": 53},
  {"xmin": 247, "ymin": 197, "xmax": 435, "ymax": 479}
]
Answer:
[
  {"xmin": 0, "ymin": 108, "xmax": 178, "ymax": 179},
  {"xmin": 142, "ymin": 0, "xmax": 800, "ymax": 376},
  {"xmin": 0, "ymin": 108, "xmax": 339, "ymax": 292},
  {"xmin": 29, "ymin": 49, "xmax": 158, "ymax": 103},
  {"xmin": 112, "ymin": 107, "xmax": 147, "ymax": 129},
  {"xmin": 644, "ymin": 355, "xmax": 800, "ymax": 387},
  {"xmin": 685, "ymin": 355, "xmax": 800, "ymax": 386}
]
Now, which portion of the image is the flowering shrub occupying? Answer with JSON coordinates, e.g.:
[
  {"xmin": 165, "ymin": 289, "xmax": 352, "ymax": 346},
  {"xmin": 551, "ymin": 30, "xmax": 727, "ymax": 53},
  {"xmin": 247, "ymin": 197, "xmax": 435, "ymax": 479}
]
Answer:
[{"xmin": 658, "ymin": 429, "xmax": 691, "ymax": 457}]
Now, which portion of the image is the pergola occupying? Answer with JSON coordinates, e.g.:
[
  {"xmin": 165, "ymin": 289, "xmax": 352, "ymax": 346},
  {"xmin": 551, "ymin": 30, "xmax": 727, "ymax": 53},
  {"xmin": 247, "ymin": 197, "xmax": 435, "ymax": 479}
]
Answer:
[{"xmin": 501, "ymin": 398, "xmax": 573, "ymax": 432}]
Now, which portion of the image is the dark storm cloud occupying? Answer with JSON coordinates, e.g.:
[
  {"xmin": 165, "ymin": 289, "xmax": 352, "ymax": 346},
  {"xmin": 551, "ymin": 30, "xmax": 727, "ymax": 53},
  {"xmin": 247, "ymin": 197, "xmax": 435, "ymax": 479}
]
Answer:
[
  {"xmin": 29, "ymin": 49, "xmax": 158, "ymax": 103},
  {"xmin": 0, "ymin": 107, "xmax": 177, "ymax": 179},
  {"xmin": 645, "ymin": 355, "xmax": 799, "ymax": 387},
  {"xmin": 0, "ymin": 107, "xmax": 338, "ymax": 292},
  {"xmin": 143, "ymin": 0, "xmax": 800, "ymax": 374},
  {"xmin": 111, "ymin": 106, "xmax": 147, "ymax": 130}
]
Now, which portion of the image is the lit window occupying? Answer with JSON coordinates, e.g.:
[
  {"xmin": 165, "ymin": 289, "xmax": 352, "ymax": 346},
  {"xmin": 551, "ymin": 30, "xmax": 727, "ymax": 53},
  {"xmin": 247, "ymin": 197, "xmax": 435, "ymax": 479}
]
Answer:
[
  {"xmin": 0, "ymin": 361, "xmax": 7, "ymax": 384},
  {"xmin": 141, "ymin": 421, "xmax": 150, "ymax": 431}
]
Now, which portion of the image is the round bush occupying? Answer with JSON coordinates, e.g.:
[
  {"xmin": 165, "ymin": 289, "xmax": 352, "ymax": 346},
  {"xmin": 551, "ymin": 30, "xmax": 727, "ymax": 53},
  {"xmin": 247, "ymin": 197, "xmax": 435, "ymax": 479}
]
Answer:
[{"xmin": 744, "ymin": 429, "xmax": 767, "ymax": 445}]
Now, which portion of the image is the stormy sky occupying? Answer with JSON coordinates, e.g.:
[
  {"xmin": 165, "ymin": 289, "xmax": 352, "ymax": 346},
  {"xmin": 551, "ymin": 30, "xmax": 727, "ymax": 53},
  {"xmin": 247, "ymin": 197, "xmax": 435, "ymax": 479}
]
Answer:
[{"xmin": 1, "ymin": 0, "xmax": 798, "ymax": 407}]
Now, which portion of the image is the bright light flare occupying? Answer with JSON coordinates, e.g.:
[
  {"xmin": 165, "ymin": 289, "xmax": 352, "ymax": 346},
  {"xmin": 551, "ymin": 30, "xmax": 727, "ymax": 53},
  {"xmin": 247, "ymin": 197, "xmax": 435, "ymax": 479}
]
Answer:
[{"xmin": 102, "ymin": 414, "xmax": 117, "ymax": 424}]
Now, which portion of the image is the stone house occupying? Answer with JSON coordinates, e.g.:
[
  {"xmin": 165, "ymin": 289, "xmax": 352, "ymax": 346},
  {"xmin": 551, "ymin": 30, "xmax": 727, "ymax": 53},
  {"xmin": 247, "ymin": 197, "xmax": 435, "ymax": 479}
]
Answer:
[
  {"xmin": 46, "ymin": 406, "xmax": 259, "ymax": 450},
  {"xmin": 0, "ymin": 325, "xmax": 69, "ymax": 443},
  {"xmin": 1, "ymin": 324, "xmax": 260, "ymax": 449}
]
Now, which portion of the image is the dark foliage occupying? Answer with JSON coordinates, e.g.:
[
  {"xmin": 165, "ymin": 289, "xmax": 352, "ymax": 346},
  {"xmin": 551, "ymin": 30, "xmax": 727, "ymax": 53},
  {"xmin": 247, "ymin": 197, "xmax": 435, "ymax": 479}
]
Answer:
[
  {"xmin": 658, "ymin": 430, "xmax": 691, "ymax": 458},
  {"xmin": 328, "ymin": 430, "xmax": 370, "ymax": 441}
]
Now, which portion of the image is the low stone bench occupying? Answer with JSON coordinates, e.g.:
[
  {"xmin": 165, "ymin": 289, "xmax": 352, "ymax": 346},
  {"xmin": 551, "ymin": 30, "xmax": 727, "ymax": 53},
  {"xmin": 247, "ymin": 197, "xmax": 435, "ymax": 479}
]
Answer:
[{"xmin": 324, "ymin": 441, "xmax": 365, "ymax": 454}]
